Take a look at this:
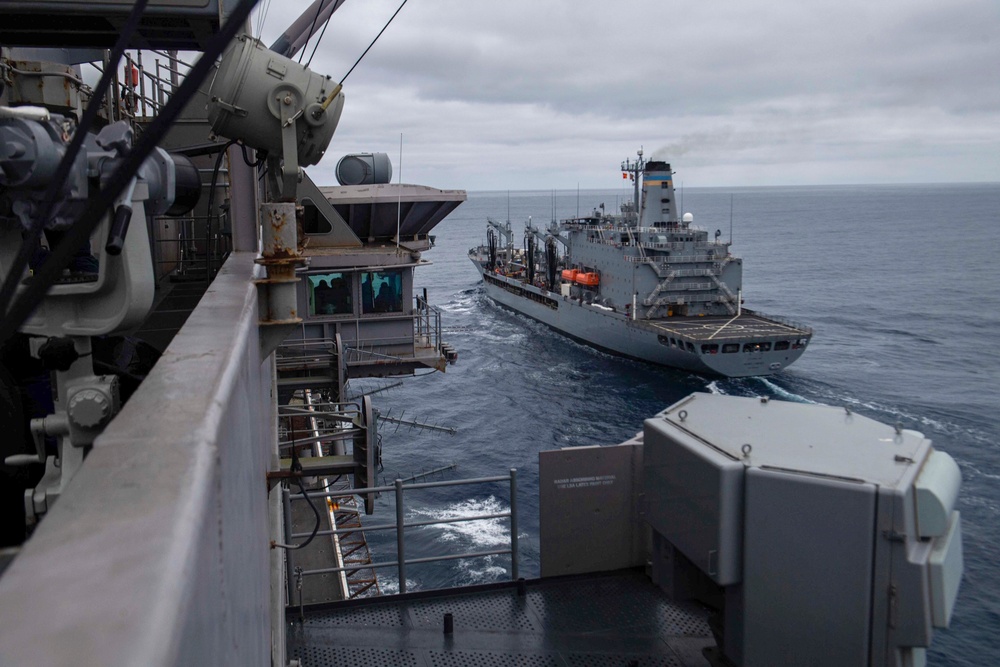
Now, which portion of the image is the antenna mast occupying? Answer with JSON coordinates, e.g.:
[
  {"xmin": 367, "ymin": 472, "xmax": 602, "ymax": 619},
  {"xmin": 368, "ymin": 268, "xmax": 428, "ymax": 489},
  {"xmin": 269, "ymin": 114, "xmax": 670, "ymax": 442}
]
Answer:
[
  {"xmin": 620, "ymin": 148, "xmax": 645, "ymax": 225},
  {"xmin": 729, "ymin": 194, "xmax": 734, "ymax": 244}
]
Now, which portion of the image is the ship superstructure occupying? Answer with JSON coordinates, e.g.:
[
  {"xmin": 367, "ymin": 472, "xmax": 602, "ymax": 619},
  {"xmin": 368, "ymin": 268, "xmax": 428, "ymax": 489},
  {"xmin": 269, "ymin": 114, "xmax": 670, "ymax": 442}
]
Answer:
[{"xmin": 470, "ymin": 151, "xmax": 813, "ymax": 377}]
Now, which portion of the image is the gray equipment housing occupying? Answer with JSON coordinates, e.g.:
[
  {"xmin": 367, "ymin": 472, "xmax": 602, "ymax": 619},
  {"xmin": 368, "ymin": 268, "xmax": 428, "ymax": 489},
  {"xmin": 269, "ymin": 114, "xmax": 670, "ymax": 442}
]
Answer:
[
  {"xmin": 336, "ymin": 153, "xmax": 392, "ymax": 186},
  {"xmin": 643, "ymin": 393, "xmax": 963, "ymax": 667}
]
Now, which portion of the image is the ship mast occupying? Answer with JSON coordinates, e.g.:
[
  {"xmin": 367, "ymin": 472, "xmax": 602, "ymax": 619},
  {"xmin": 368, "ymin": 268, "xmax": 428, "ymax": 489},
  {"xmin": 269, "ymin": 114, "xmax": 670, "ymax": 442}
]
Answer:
[{"xmin": 620, "ymin": 148, "xmax": 646, "ymax": 226}]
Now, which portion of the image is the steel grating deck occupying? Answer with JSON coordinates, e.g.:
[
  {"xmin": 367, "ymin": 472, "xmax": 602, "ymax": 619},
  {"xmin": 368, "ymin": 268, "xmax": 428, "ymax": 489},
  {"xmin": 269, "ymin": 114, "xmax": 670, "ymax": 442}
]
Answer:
[{"xmin": 288, "ymin": 569, "xmax": 715, "ymax": 667}]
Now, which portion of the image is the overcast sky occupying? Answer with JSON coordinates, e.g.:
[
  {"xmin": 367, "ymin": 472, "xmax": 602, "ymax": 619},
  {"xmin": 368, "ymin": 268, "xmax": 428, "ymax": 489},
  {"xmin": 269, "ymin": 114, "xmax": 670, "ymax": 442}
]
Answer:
[{"xmin": 252, "ymin": 0, "xmax": 999, "ymax": 191}]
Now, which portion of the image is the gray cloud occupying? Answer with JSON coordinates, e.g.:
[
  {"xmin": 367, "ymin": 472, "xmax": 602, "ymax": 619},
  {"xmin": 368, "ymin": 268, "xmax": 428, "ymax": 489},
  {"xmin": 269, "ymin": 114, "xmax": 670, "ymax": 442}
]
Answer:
[{"xmin": 258, "ymin": 0, "xmax": 1000, "ymax": 189}]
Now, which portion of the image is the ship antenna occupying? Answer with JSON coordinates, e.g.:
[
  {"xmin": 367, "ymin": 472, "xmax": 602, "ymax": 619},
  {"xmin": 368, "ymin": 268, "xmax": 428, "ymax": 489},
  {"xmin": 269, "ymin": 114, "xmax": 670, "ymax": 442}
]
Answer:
[
  {"xmin": 396, "ymin": 132, "xmax": 403, "ymax": 253},
  {"xmin": 638, "ymin": 148, "xmax": 644, "ymax": 225},
  {"xmin": 729, "ymin": 193, "xmax": 734, "ymax": 244}
]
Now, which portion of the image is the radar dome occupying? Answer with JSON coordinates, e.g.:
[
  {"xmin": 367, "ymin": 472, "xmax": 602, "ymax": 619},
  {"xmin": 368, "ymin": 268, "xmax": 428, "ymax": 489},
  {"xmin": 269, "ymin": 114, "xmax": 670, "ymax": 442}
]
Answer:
[
  {"xmin": 336, "ymin": 152, "xmax": 392, "ymax": 185},
  {"xmin": 682, "ymin": 212, "xmax": 694, "ymax": 223}
]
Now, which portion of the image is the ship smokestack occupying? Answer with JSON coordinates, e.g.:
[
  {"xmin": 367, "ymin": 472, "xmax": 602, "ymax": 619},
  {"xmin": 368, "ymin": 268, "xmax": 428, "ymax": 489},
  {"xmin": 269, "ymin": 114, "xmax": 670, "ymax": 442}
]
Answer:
[{"xmin": 642, "ymin": 161, "xmax": 677, "ymax": 227}]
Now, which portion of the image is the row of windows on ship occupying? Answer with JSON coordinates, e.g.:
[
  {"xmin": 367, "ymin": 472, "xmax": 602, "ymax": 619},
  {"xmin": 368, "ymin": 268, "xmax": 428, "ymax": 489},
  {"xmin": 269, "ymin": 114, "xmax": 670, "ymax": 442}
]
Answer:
[
  {"xmin": 306, "ymin": 270, "xmax": 403, "ymax": 317},
  {"xmin": 658, "ymin": 336, "xmax": 809, "ymax": 355}
]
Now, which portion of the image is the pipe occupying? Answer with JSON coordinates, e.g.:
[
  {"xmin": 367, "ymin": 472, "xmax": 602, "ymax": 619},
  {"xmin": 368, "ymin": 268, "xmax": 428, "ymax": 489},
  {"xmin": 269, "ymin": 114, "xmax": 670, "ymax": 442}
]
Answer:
[{"xmin": 395, "ymin": 478, "xmax": 406, "ymax": 594}]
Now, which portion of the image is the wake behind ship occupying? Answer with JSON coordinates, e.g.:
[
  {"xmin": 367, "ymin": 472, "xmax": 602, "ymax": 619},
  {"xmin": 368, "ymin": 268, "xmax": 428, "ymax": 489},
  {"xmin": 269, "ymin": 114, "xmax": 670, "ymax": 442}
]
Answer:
[{"xmin": 469, "ymin": 151, "xmax": 812, "ymax": 377}]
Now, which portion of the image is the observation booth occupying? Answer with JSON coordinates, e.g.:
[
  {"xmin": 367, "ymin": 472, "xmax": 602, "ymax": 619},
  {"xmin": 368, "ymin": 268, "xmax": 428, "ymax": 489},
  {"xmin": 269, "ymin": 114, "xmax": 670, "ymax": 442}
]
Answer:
[{"xmin": 277, "ymin": 153, "xmax": 465, "ymax": 401}]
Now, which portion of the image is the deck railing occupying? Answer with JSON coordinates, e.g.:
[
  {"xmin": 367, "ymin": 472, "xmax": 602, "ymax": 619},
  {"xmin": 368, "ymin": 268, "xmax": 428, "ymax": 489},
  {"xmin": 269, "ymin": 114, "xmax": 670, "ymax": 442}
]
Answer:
[{"xmin": 285, "ymin": 469, "xmax": 519, "ymax": 599}]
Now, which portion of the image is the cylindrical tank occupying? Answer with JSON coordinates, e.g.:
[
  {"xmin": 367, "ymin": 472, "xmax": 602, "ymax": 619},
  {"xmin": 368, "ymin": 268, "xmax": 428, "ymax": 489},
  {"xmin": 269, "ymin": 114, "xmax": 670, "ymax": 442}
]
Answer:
[
  {"xmin": 335, "ymin": 152, "xmax": 392, "ymax": 185},
  {"xmin": 207, "ymin": 34, "xmax": 343, "ymax": 167},
  {"xmin": 165, "ymin": 153, "xmax": 201, "ymax": 216}
]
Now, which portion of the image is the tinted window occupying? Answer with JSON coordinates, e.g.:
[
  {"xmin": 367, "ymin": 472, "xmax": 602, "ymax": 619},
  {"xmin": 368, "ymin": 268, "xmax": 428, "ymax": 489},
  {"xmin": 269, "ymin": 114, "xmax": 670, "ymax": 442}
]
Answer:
[
  {"xmin": 722, "ymin": 343, "xmax": 739, "ymax": 353},
  {"xmin": 774, "ymin": 340, "xmax": 790, "ymax": 351},
  {"xmin": 701, "ymin": 344, "xmax": 719, "ymax": 354},
  {"xmin": 362, "ymin": 270, "xmax": 403, "ymax": 314},
  {"xmin": 308, "ymin": 272, "xmax": 352, "ymax": 316}
]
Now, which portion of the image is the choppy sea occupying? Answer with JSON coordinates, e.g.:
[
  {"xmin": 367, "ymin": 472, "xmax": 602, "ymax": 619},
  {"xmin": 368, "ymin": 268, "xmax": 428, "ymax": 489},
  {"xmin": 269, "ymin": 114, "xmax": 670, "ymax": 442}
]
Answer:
[{"xmin": 353, "ymin": 182, "xmax": 1000, "ymax": 666}]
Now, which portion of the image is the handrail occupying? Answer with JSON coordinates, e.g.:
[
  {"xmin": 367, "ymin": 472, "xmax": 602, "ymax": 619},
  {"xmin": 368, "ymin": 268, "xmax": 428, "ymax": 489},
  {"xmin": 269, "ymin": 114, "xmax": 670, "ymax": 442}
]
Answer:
[
  {"xmin": 625, "ymin": 254, "xmax": 731, "ymax": 264},
  {"xmin": 742, "ymin": 308, "xmax": 814, "ymax": 335},
  {"xmin": 286, "ymin": 469, "xmax": 519, "ymax": 595}
]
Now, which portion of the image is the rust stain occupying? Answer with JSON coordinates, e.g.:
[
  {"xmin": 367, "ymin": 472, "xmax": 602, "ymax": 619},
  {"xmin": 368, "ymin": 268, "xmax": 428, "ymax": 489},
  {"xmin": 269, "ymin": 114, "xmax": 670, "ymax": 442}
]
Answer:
[
  {"xmin": 268, "ymin": 210, "xmax": 289, "ymax": 231},
  {"xmin": 295, "ymin": 205, "xmax": 308, "ymax": 252},
  {"xmin": 263, "ymin": 246, "xmax": 297, "ymax": 260}
]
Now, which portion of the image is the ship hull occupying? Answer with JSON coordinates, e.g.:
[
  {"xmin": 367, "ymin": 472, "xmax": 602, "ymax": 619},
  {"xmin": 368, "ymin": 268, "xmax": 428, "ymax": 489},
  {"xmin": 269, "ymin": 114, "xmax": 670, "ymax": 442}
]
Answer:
[{"xmin": 472, "ymin": 260, "xmax": 808, "ymax": 378}]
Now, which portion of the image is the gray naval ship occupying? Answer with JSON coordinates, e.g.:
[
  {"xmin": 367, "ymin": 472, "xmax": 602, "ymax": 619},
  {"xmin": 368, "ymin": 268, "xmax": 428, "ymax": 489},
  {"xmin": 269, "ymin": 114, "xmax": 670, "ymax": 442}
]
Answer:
[
  {"xmin": 470, "ymin": 150, "xmax": 813, "ymax": 377},
  {"xmin": 0, "ymin": 2, "xmax": 963, "ymax": 666}
]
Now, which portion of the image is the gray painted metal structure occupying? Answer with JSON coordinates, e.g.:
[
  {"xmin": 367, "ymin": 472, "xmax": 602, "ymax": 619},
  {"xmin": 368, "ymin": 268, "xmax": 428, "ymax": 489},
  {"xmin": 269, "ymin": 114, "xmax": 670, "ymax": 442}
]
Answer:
[
  {"xmin": 287, "ymin": 570, "xmax": 716, "ymax": 667},
  {"xmin": 0, "ymin": 252, "xmax": 275, "ymax": 666},
  {"xmin": 535, "ymin": 393, "xmax": 963, "ymax": 667},
  {"xmin": 641, "ymin": 394, "xmax": 963, "ymax": 666},
  {"xmin": 539, "ymin": 441, "xmax": 646, "ymax": 577}
]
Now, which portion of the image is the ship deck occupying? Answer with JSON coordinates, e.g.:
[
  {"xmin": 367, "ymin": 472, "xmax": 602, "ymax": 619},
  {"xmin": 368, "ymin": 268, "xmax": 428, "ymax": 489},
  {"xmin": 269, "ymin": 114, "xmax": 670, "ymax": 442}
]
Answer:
[
  {"xmin": 288, "ymin": 568, "xmax": 716, "ymax": 666},
  {"xmin": 640, "ymin": 313, "xmax": 810, "ymax": 342}
]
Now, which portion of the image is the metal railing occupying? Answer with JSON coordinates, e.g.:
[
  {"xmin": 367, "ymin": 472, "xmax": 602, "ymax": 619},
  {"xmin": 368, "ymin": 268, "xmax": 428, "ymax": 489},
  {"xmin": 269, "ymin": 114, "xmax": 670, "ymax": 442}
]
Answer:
[
  {"xmin": 115, "ymin": 50, "xmax": 193, "ymax": 122},
  {"xmin": 414, "ymin": 294, "xmax": 443, "ymax": 353},
  {"xmin": 741, "ymin": 308, "xmax": 815, "ymax": 335},
  {"xmin": 285, "ymin": 469, "xmax": 519, "ymax": 597},
  {"xmin": 103, "ymin": 50, "xmax": 231, "ymax": 285},
  {"xmin": 278, "ymin": 297, "xmax": 444, "ymax": 363},
  {"xmin": 625, "ymin": 253, "xmax": 729, "ymax": 264},
  {"xmin": 152, "ymin": 212, "xmax": 232, "ymax": 283}
]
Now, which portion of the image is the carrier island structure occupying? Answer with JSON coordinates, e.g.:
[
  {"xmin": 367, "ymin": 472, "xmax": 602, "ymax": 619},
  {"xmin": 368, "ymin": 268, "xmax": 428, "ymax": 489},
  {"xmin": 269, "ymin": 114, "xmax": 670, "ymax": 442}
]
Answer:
[{"xmin": 470, "ymin": 151, "xmax": 813, "ymax": 377}]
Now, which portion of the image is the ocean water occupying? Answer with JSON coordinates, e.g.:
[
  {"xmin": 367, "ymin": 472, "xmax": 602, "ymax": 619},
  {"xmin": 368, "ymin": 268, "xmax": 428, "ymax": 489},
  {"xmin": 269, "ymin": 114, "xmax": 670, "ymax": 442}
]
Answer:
[{"xmin": 355, "ymin": 182, "xmax": 1000, "ymax": 666}]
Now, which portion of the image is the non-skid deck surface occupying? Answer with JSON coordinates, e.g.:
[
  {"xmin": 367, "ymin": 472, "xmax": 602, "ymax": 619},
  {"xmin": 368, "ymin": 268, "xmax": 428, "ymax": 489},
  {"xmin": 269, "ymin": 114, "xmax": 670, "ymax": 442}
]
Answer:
[
  {"xmin": 645, "ymin": 314, "xmax": 808, "ymax": 341},
  {"xmin": 289, "ymin": 569, "xmax": 715, "ymax": 667}
]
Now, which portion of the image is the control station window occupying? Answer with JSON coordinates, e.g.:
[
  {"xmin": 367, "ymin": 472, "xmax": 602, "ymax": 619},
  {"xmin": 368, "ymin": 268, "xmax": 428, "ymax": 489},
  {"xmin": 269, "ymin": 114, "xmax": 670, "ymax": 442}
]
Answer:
[
  {"xmin": 361, "ymin": 270, "xmax": 403, "ymax": 314},
  {"xmin": 308, "ymin": 272, "xmax": 352, "ymax": 316}
]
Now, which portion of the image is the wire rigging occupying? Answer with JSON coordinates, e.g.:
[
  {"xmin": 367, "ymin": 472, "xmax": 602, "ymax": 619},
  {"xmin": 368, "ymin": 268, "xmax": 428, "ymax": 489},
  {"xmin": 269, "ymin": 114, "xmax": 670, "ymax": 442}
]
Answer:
[
  {"xmin": 338, "ymin": 0, "xmax": 411, "ymax": 87},
  {"xmin": 304, "ymin": 0, "xmax": 343, "ymax": 68},
  {"xmin": 297, "ymin": 0, "xmax": 326, "ymax": 64},
  {"xmin": 254, "ymin": 0, "xmax": 273, "ymax": 38}
]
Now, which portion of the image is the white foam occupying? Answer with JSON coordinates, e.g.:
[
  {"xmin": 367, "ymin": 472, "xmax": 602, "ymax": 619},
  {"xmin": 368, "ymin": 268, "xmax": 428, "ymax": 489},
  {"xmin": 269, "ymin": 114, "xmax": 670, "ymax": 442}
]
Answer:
[
  {"xmin": 377, "ymin": 576, "xmax": 418, "ymax": 595},
  {"xmin": 756, "ymin": 378, "xmax": 819, "ymax": 404},
  {"xmin": 455, "ymin": 554, "xmax": 509, "ymax": 585}
]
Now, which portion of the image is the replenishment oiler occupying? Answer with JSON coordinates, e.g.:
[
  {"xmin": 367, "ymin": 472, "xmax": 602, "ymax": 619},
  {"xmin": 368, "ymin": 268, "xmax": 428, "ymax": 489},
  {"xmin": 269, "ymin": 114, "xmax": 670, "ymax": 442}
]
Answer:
[{"xmin": 469, "ymin": 150, "xmax": 813, "ymax": 377}]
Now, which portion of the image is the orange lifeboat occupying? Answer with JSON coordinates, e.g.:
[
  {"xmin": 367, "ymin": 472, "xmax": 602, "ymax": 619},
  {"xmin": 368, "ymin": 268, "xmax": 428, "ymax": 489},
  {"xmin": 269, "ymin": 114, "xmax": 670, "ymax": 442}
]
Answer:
[
  {"xmin": 576, "ymin": 272, "xmax": 600, "ymax": 287},
  {"xmin": 561, "ymin": 269, "xmax": 579, "ymax": 282}
]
